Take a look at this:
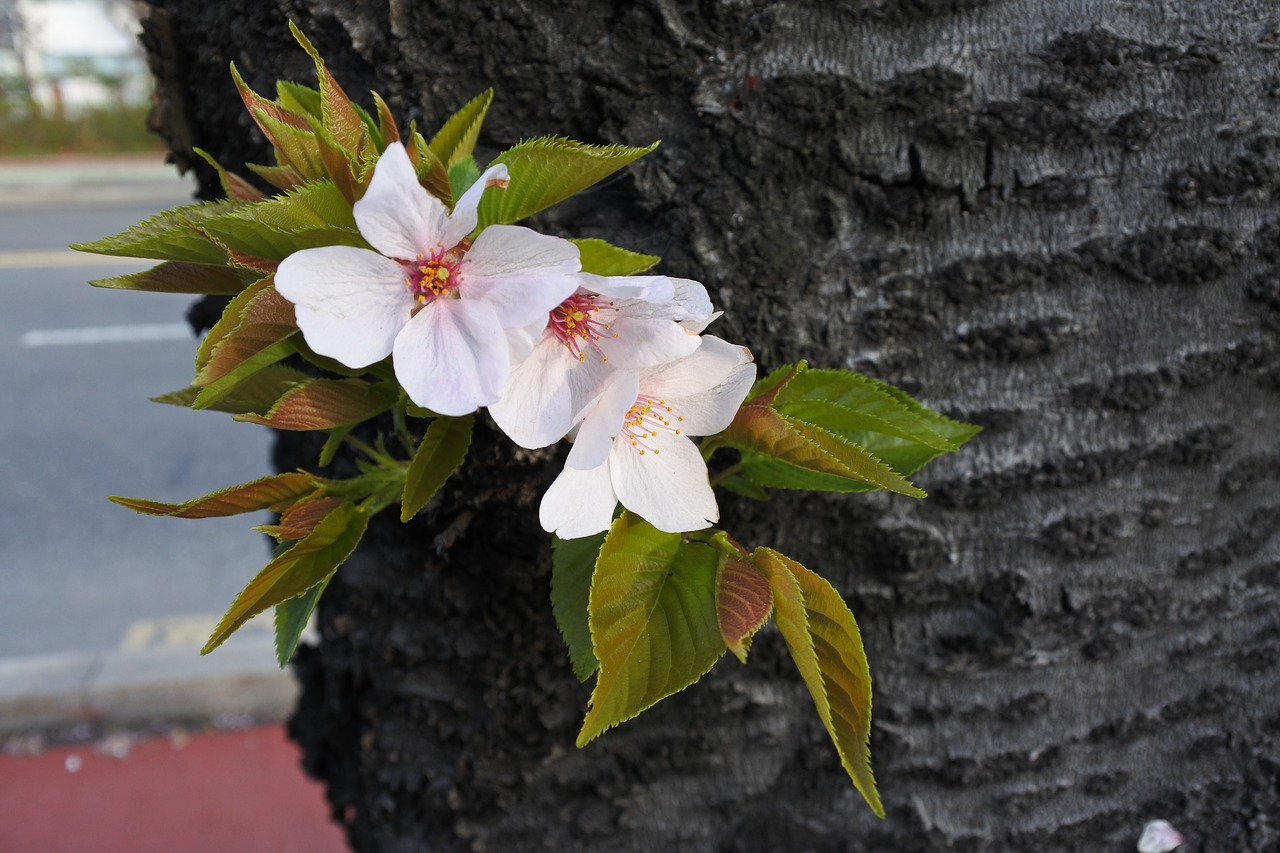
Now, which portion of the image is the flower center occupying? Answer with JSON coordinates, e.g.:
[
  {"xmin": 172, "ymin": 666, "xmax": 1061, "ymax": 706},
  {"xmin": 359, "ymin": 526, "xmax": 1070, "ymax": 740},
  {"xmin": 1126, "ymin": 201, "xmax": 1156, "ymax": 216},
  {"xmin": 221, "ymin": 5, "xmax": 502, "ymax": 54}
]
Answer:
[
  {"xmin": 405, "ymin": 253, "xmax": 462, "ymax": 304},
  {"xmin": 620, "ymin": 395, "xmax": 683, "ymax": 456},
  {"xmin": 549, "ymin": 292, "xmax": 618, "ymax": 362}
]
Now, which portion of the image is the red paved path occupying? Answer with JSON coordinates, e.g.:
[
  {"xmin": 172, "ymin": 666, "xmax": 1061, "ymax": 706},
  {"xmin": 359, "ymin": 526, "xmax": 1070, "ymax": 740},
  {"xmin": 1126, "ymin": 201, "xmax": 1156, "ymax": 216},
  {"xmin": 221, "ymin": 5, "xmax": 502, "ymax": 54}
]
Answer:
[{"xmin": 0, "ymin": 725, "xmax": 347, "ymax": 852}]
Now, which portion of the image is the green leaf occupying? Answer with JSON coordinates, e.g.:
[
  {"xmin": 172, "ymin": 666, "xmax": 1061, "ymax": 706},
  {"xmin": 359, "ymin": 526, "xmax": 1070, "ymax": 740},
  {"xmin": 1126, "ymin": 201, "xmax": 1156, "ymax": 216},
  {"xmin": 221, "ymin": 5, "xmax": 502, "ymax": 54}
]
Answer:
[
  {"xmin": 274, "ymin": 575, "xmax": 328, "ymax": 668},
  {"xmin": 89, "ymin": 262, "xmax": 246, "ymax": 296},
  {"xmin": 577, "ymin": 513, "xmax": 725, "ymax": 747},
  {"xmin": 405, "ymin": 125, "xmax": 454, "ymax": 206},
  {"xmin": 476, "ymin": 137, "xmax": 659, "ymax": 229},
  {"xmin": 447, "ymin": 158, "xmax": 482, "ymax": 204},
  {"xmin": 193, "ymin": 337, "xmax": 297, "ymax": 410},
  {"xmin": 246, "ymin": 162, "xmax": 305, "ymax": 194},
  {"xmin": 70, "ymin": 200, "xmax": 244, "ymax": 264},
  {"xmin": 371, "ymin": 91, "xmax": 401, "ymax": 146},
  {"xmin": 429, "ymin": 89, "xmax": 493, "ymax": 167},
  {"xmin": 569, "ymin": 238, "xmax": 661, "ymax": 276},
  {"xmin": 199, "ymin": 180, "xmax": 363, "ymax": 261},
  {"xmin": 151, "ymin": 365, "xmax": 312, "ymax": 415},
  {"xmin": 551, "ymin": 532, "xmax": 607, "ymax": 681},
  {"xmin": 275, "ymin": 80, "xmax": 322, "ymax": 119},
  {"xmin": 289, "ymin": 23, "xmax": 373, "ymax": 163},
  {"xmin": 716, "ymin": 558, "xmax": 773, "ymax": 663},
  {"xmin": 234, "ymin": 378, "xmax": 397, "ymax": 431},
  {"xmin": 753, "ymin": 548, "xmax": 882, "ymax": 817},
  {"xmin": 400, "ymin": 415, "xmax": 474, "ymax": 522},
  {"xmin": 746, "ymin": 361, "xmax": 807, "ymax": 407},
  {"xmin": 722, "ymin": 406, "xmax": 925, "ymax": 497},
  {"xmin": 109, "ymin": 472, "xmax": 318, "ymax": 518},
  {"xmin": 192, "ymin": 278, "xmax": 297, "ymax": 408},
  {"xmin": 204, "ymin": 502, "xmax": 367, "ymax": 654},
  {"xmin": 774, "ymin": 369, "xmax": 979, "ymax": 452},
  {"xmin": 252, "ymin": 107, "xmax": 328, "ymax": 181},
  {"xmin": 318, "ymin": 426, "xmax": 352, "ymax": 467}
]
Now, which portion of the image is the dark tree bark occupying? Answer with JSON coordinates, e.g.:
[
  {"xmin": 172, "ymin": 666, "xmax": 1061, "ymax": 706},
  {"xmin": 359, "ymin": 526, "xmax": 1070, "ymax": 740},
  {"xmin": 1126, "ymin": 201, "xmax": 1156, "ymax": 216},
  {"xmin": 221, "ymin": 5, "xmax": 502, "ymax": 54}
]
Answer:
[{"xmin": 140, "ymin": 1, "xmax": 1280, "ymax": 850}]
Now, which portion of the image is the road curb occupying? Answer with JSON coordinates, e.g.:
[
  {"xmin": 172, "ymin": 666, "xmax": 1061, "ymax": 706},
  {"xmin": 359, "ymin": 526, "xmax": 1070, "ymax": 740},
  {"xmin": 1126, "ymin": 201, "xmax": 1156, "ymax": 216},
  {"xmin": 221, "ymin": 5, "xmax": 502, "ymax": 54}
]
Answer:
[{"xmin": 0, "ymin": 636, "xmax": 299, "ymax": 735}]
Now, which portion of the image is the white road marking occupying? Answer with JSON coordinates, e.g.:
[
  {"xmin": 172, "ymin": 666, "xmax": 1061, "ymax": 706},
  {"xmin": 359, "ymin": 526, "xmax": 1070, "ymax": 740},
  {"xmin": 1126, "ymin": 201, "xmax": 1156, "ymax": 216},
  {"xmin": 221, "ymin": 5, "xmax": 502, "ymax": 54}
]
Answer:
[
  {"xmin": 0, "ymin": 249, "xmax": 146, "ymax": 269},
  {"xmin": 21, "ymin": 323, "xmax": 193, "ymax": 347}
]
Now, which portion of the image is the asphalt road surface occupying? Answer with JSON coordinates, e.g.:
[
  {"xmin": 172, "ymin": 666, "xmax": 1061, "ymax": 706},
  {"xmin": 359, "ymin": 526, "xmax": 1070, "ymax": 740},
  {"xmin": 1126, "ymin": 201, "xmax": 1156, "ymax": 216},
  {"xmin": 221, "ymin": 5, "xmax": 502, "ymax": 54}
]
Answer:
[{"xmin": 0, "ymin": 160, "xmax": 277, "ymax": 659}]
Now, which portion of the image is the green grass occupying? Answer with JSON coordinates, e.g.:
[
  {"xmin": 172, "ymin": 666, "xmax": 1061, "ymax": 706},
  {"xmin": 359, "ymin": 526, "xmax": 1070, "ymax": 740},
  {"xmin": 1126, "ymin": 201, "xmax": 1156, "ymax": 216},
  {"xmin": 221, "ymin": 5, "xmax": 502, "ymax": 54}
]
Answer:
[{"xmin": 0, "ymin": 102, "xmax": 164, "ymax": 156}]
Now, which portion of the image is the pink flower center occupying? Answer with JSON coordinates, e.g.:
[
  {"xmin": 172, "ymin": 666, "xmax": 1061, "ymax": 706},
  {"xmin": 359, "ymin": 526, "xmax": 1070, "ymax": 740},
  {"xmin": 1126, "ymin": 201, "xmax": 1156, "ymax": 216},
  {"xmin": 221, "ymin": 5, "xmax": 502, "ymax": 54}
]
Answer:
[
  {"xmin": 404, "ymin": 252, "xmax": 463, "ymax": 304},
  {"xmin": 620, "ymin": 395, "xmax": 683, "ymax": 456},
  {"xmin": 549, "ymin": 292, "xmax": 617, "ymax": 362}
]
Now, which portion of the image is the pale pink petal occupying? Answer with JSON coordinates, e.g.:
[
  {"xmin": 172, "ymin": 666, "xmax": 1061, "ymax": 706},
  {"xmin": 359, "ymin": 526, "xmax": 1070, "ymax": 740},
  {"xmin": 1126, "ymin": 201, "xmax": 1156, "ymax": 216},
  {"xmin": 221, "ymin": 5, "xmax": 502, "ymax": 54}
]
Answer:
[
  {"xmin": 671, "ymin": 278, "xmax": 719, "ymax": 332},
  {"xmin": 489, "ymin": 337, "xmax": 577, "ymax": 449},
  {"xmin": 439, "ymin": 163, "xmax": 510, "ymax": 249},
  {"xmin": 609, "ymin": 430, "xmax": 718, "ymax": 533},
  {"xmin": 275, "ymin": 245, "xmax": 413, "ymax": 368},
  {"xmin": 663, "ymin": 360, "xmax": 756, "ymax": 436},
  {"xmin": 392, "ymin": 298, "xmax": 510, "ymax": 416},
  {"xmin": 639, "ymin": 335, "xmax": 753, "ymax": 403},
  {"xmin": 539, "ymin": 461, "xmax": 618, "ymax": 539},
  {"xmin": 354, "ymin": 142, "xmax": 450, "ymax": 260},
  {"xmin": 460, "ymin": 225, "xmax": 581, "ymax": 327},
  {"xmin": 504, "ymin": 320, "xmax": 544, "ymax": 366},
  {"xmin": 580, "ymin": 272, "xmax": 675, "ymax": 301},
  {"xmin": 566, "ymin": 370, "xmax": 639, "ymax": 471},
  {"xmin": 595, "ymin": 314, "xmax": 702, "ymax": 369}
]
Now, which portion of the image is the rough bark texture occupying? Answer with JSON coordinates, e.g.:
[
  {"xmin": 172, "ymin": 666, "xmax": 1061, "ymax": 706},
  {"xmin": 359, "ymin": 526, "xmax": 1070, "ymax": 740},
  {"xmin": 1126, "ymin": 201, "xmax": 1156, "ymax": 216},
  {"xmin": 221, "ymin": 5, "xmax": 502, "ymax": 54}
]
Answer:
[{"xmin": 140, "ymin": 1, "xmax": 1280, "ymax": 850}]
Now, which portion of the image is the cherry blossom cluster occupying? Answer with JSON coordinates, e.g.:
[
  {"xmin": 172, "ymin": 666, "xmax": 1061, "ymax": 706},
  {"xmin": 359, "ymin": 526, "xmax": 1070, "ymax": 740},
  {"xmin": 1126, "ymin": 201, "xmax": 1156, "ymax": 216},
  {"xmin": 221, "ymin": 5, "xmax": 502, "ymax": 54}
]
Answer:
[{"xmin": 275, "ymin": 142, "xmax": 756, "ymax": 538}]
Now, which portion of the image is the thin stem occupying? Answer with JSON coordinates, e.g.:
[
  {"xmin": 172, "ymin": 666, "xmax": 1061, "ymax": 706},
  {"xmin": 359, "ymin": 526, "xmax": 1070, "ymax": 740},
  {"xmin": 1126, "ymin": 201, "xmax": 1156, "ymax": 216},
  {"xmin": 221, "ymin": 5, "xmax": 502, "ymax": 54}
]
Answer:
[{"xmin": 708, "ymin": 461, "xmax": 742, "ymax": 489}]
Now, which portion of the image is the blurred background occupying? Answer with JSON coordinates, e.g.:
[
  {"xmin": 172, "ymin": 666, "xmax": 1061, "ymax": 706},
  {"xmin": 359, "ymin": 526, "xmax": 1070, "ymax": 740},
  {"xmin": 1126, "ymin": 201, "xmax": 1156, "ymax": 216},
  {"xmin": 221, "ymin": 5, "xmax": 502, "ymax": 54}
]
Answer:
[{"xmin": 0, "ymin": 2, "xmax": 345, "ymax": 849}]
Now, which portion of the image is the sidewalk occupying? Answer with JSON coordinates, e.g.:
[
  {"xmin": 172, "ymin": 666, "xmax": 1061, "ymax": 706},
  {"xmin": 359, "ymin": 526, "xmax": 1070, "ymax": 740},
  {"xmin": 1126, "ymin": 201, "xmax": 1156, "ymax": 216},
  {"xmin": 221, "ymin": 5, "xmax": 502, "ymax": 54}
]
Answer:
[
  {"xmin": 0, "ymin": 152, "xmax": 196, "ymax": 206},
  {"xmin": 0, "ymin": 635, "xmax": 347, "ymax": 851},
  {"xmin": 1, "ymin": 723, "xmax": 347, "ymax": 852}
]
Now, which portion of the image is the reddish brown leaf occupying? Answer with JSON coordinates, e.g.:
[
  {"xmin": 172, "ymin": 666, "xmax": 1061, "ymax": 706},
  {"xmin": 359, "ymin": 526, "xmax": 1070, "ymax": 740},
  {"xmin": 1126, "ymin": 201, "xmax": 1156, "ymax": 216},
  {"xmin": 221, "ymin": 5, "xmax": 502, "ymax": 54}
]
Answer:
[
  {"xmin": 257, "ymin": 496, "xmax": 344, "ymax": 541},
  {"xmin": 110, "ymin": 473, "xmax": 318, "ymax": 518},
  {"xmin": 372, "ymin": 91, "xmax": 400, "ymax": 144},
  {"xmin": 230, "ymin": 62, "xmax": 310, "ymax": 147},
  {"xmin": 89, "ymin": 262, "xmax": 245, "ymax": 296},
  {"xmin": 716, "ymin": 557, "xmax": 773, "ymax": 663},
  {"xmin": 234, "ymin": 378, "xmax": 397, "ymax": 431},
  {"xmin": 194, "ymin": 279, "xmax": 296, "ymax": 385},
  {"xmin": 246, "ymin": 163, "xmax": 305, "ymax": 193}
]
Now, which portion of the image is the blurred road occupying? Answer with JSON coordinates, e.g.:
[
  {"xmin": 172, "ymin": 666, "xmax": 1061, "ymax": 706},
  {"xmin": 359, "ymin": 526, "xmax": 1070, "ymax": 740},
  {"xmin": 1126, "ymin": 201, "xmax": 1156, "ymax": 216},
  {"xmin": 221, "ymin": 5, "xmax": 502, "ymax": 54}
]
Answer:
[{"xmin": 0, "ymin": 157, "xmax": 278, "ymax": 660}]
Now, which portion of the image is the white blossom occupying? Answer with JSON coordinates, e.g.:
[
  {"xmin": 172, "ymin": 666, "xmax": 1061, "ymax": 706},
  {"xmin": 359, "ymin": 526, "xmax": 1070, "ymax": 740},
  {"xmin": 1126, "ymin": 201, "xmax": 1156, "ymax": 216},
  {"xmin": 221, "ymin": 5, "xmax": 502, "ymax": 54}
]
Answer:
[
  {"xmin": 490, "ymin": 273, "xmax": 717, "ymax": 450},
  {"xmin": 540, "ymin": 335, "xmax": 755, "ymax": 538},
  {"xmin": 275, "ymin": 142, "xmax": 581, "ymax": 416}
]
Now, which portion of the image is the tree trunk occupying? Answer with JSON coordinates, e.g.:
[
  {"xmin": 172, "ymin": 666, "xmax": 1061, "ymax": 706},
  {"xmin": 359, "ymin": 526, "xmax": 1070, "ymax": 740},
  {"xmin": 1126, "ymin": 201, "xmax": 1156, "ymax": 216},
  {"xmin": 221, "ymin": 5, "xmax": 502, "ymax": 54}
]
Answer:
[{"xmin": 140, "ymin": 1, "xmax": 1280, "ymax": 850}]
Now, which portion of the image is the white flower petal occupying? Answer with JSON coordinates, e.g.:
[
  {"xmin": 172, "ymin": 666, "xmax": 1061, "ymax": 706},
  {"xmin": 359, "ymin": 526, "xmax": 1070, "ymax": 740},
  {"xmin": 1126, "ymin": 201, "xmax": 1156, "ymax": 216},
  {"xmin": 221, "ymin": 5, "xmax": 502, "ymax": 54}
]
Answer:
[
  {"xmin": 540, "ymin": 461, "xmax": 618, "ymax": 539},
  {"xmin": 640, "ymin": 335, "xmax": 753, "ymax": 403},
  {"xmin": 581, "ymin": 272, "xmax": 675, "ymax": 302},
  {"xmin": 596, "ymin": 314, "xmax": 702, "ymax": 369},
  {"xmin": 566, "ymin": 370, "xmax": 638, "ymax": 471},
  {"xmin": 489, "ymin": 337, "xmax": 577, "ymax": 449},
  {"xmin": 354, "ymin": 142, "xmax": 450, "ymax": 259},
  {"xmin": 610, "ymin": 430, "xmax": 718, "ymax": 533},
  {"xmin": 671, "ymin": 278, "xmax": 719, "ymax": 331},
  {"xmin": 439, "ymin": 163, "xmax": 510, "ymax": 249},
  {"xmin": 392, "ymin": 298, "xmax": 510, "ymax": 416},
  {"xmin": 664, "ymin": 360, "xmax": 756, "ymax": 436},
  {"xmin": 461, "ymin": 225, "xmax": 581, "ymax": 327},
  {"xmin": 504, "ymin": 320, "xmax": 544, "ymax": 366},
  {"xmin": 275, "ymin": 245, "xmax": 413, "ymax": 368}
]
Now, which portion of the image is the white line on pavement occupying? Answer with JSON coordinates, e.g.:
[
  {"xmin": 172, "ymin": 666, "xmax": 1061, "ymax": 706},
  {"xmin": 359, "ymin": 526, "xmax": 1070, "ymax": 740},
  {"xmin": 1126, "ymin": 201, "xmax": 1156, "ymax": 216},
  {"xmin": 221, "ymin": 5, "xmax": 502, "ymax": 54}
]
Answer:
[{"xmin": 21, "ymin": 323, "xmax": 193, "ymax": 347}]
